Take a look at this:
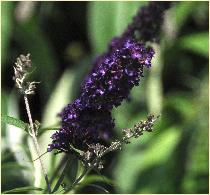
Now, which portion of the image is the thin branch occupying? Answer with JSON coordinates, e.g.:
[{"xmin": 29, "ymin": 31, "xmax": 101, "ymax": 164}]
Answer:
[{"xmin": 24, "ymin": 95, "xmax": 51, "ymax": 193}]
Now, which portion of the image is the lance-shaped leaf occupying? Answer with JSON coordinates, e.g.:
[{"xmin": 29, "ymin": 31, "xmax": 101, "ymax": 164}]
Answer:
[
  {"xmin": 2, "ymin": 186, "xmax": 44, "ymax": 194},
  {"xmin": 1, "ymin": 114, "xmax": 28, "ymax": 132}
]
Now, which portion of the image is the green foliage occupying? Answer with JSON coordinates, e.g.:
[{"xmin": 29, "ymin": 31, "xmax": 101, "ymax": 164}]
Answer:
[
  {"xmin": 146, "ymin": 44, "xmax": 163, "ymax": 114},
  {"xmin": 79, "ymin": 175, "xmax": 114, "ymax": 187},
  {"xmin": 2, "ymin": 162, "xmax": 30, "ymax": 170},
  {"xmin": 52, "ymin": 158, "xmax": 72, "ymax": 193},
  {"xmin": 85, "ymin": 184, "xmax": 109, "ymax": 193},
  {"xmin": 75, "ymin": 174, "xmax": 114, "ymax": 193},
  {"xmin": 88, "ymin": 1, "xmax": 144, "ymax": 54},
  {"xmin": 88, "ymin": 2, "xmax": 117, "ymax": 54},
  {"xmin": 178, "ymin": 32, "xmax": 209, "ymax": 57},
  {"xmin": 14, "ymin": 17, "xmax": 59, "ymax": 100},
  {"xmin": 37, "ymin": 68, "xmax": 77, "ymax": 188},
  {"xmin": 114, "ymin": 126, "xmax": 181, "ymax": 193},
  {"xmin": 1, "ymin": 114, "xmax": 28, "ymax": 132},
  {"xmin": 1, "ymin": 2, "xmax": 13, "ymax": 65},
  {"xmin": 171, "ymin": 1, "xmax": 196, "ymax": 31},
  {"xmin": 1, "ymin": 91, "xmax": 9, "ymax": 137},
  {"xmin": 2, "ymin": 186, "xmax": 43, "ymax": 194},
  {"xmin": 41, "ymin": 68, "xmax": 76, "ymax": 127},
  {"xmin": 182, "ymin": 77, "xmax": 208, "ymax": 193}
]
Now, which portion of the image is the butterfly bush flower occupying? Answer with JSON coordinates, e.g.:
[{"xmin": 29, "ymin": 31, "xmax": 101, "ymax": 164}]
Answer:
[
  {"xmin": 48, "ymin": 99, "xmax": 114, "ymax": 153},
  {"xmin": 48, "ymin": 2, "xmax": 170, "ymax": 154},
  {"xmin": 80, "ymin": 38, "xmax": 154, "ymax": 110},
  {"xmin": 124, "ymin": 2, "xmax": 171, "ymax": 42}
]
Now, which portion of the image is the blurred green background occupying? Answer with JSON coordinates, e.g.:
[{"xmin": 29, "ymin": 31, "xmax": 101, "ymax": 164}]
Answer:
[{"xmin": 1, "ymin": 1, "xmax": 209, "ymax": 194}]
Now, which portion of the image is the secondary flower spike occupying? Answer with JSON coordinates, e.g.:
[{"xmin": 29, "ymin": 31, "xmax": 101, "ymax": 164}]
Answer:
[
  {"xmin": 80, "ymin": 38, "xmax": 154, "ymax": 110},
  {"xmin": 124, "ymin": 2, "xmax": 171, "ymax": 42}
]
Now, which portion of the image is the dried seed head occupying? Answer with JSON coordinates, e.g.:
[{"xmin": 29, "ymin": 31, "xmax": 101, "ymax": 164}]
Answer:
[
  {"xmin": 13, "ymin": 54, "xmax": 39, "ymax": 95},
  {"xmin": 19, "ymin": 54, "xmax": 32, "ymax": 68}
]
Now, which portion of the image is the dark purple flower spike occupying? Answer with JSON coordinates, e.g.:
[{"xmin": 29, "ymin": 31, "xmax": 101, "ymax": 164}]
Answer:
[
  {"xmin": 48, "ymin": 2, "xmax": 171, "ymax": 154},
  {"xmin": 124, "ymin": 2, "xmax": 171, "ymax": 42},
  {"xmin": 48, "ymin": 99, "xmax": 114, "ymax": 153},
  {"xmin": 80, "ymin": 38, "xmax": 154, "ymax": 110}
]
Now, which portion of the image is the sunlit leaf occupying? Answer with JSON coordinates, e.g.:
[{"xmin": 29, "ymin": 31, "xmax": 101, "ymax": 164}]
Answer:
[
  {"xmin": 38, "ymin": 126, "xmax": 60, "ymax": 136},
  {"xmin": 178, "ymin": 32, "xmax": 209, "ymax": 57},
  {"xmin": 164, "ymin": 93, "xmax": 196, "ymax": 122},
  {"xmin": 1, "ymin": 114, "xmax": 28, "ymax": 132},
  {"xmin": 41, "ymin": 68, "xmax": 76, "ymax": 130},
  {"xmin": 171, "ymin": 1, "xmax": 197, "ymax": 33},
  {"xmin": 4, "ymin": 92, "xmax": 34, "ymax": 186},
  {"xmin": 88, "ymin": 1, "xmax": 144, "ymax": 54},
  {"xmin": 36, "ymin": 68, "xmax": 76, "ymax": 188},
  {"xmin": 182, "ymin": 77, "xmax": 209, "ymax": 193},
  {"xmin": 88, "ymin": 2, "xmax": 118, "ymax": 54},
  {"xmin": 113, "ymin": 1, "xmax": 142, "ymax": 35},
  {"xmin": 114, "ymin": 126, "xmax": 181, "ymax": 193},
  {"xmin": 146, "ymin": 44, "xmax": 163, "ymax": 115},
  {"xmin": 81, "ymin": 175, "xmax": 114, "ymax": 186}
]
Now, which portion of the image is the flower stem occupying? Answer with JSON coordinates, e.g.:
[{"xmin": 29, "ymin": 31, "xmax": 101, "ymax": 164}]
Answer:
[{"xmin": 24, "ymin": 95, "xmax": 51, "ymax": 193}]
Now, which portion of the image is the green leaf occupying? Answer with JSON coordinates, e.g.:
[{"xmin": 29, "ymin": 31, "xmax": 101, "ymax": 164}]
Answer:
[
  {"xmin": 36, "ymin": 68, "xmax": 76, "ymax": 188},
  {"xmin": 38, "ymin": 126, "xmax": 60, "ymax": 136},
  {"xmin": 88, "ymin": 2, "xmax": 144, "ymax": 54},
  {"xmin": 81, "ymin": 175, "xmax": 114, "ymax": 186},
  {"xmin": 182, "ymin": 77, "xmax": 209, "ymax": 193},
  {"xmin": 114, "ymin": 126, "xmax": 181, "ymax": 193},
  {"xmin": 86, "ymin": 184, "xmax": 109, "ymax": 193},
  {"xmin": 3, "ymin": 92, "xmax": 34, "ymax": 185},
  {"xmin": 164, "ymin": 2, "xmax": 198, "ymax": 40},
  {"xmin": 1, "ymin": 2, "xmax": 13, "ymax": 65},
  {"xmin": 1, "ymin": 90, "xmax": 9, "ymax": 137},
  {"xmin": 192, "ymin": 2, "xmax": 208, "ymax": 25},
  {"xmin": 74, "ymin": 174, "xmax": 115, "ymax": 193},
  {"xmin": 15, "ymin": 17, "xmax": 58, "ymax": 101},
  {"xmin": 178, "ymin": 32, "xmax": 209, "ymax": 57},
  {"xmin": 170, "ymin": 1, "xmax": 197, "ymax": 33},
  {"xmin": 41, "ymin": 68, "xmax": 76, "ymax": 129},
  {"xmin": 164, "ymin": 93, "xmax": 196, "ymax": 122},
  {"xmin": 88, "ymin": 2, "xmax": 118, "ymax": 54},
  {"xmin": 2, "ymin": 186, "xmax": 43, "ymax": 194},
  {"xmin": 113, "ymin": 2, "xmax": 143, "ymax": 35},
  {"xmin": 146, "ymin": 44, "xmax": 163, "ymax": 115},
  {"xmin": 2, "ymin": 162, "xmax": 29, "ymax": 170},
  {"xmin": 1, "ymin": 114, "xmax": 28, "ymax": 132},
  {"xmin": 52, "ymin": 158, "xmax": 72, "ymax": 193}
]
